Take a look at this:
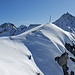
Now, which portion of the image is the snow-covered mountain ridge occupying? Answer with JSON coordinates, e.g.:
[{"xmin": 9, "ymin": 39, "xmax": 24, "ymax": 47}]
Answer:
[
  {"xmin": 53, "ymin": 12, "xmax": 75, "ymax": 32},
  {"xmin": 0, "ymin": 23, "xmax": 41, "ymax": 36},
  {"xmin": 0, "ymin": 12, "xmax": 75, "ymax": 37},
  {"xmin": 0, "ymin": 13, "xmax": 75, "ymax": 75},
  {"xmin": 10, "ymin": 23, "xmax": 75, "ymax": 75}
]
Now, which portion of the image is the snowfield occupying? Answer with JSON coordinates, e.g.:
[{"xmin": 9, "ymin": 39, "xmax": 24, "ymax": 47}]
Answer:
[
  {"xmin": 0, "ymin": 23, "xmax": 75, "ymax": 75},
  {"xmin": 0, "ymin": 37, "xmax": 43, "ymax": 75}
]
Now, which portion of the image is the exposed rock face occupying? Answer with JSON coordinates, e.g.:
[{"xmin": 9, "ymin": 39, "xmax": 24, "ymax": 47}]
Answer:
[
  {"xmin": 58, "ymin": 53, "xmax": 68, "ymax": 67},
  {"xmin": 55, "ymin": 52, "xmax": 69, "ymax": 75},
  {"xmin": 65, "ymin": 42, "xmax": 73, "ymax": 52},
  {"xmin": 70, "ymin": 57, "xmax": 75, "ymax": 62},
  {"xmin": 65, "ymin": 42, "xmax": 75, "ymax": 56},
  {"xmin": 70, "ymin": 71, "xmax": 74, "ymax": 75},
  {"xmin": 55, "ymin": 52, "xmax": 68, "ymax": 67},
  {"xmin": 55, "ymin": 43, "xmax": 75, "ymax": 75}
]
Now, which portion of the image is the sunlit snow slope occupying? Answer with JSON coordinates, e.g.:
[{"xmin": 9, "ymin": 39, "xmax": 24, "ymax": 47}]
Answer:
[
  {"xmin": 11, "ymin": 23, "xmax": 75, "ymax": 75},
  {"xmin": 0, "ymin": 37, "xmax": 43, "ymax": 75}
]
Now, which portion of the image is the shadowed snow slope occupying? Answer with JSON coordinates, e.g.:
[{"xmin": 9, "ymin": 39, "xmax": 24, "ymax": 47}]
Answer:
[
  {"xmin": 0, "ymin": 37, "xmax": 43, "ymax": 75},
  {"xmin": 11, "ymin": 23, "xmax": 75, "ymax": 75}
]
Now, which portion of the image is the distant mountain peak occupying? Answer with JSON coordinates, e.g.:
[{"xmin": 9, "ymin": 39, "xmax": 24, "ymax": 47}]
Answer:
[
  {"xmin": 18, "ymin": 25, "xmax": 27, "ymax": 30},
  {"xmin": 62, "ymin": 12, "xmax": 73, "ymax": 18},
  {"xmin": 53, "ymin": 12, "xmax": 75, "ymax": 32},
  {"xmin": 65, "ymin": 12, "xmax": 70, "ymax": 15},
  {"xmin": 0, "ymin": 22, "xmax": 17, "ymax": 30},
  {"xmin": 0, "ymin": 22, "xmax": 18, "ymax": 36}
]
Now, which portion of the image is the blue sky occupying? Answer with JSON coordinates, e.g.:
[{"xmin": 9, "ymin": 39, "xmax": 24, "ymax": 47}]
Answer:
[{"xmin": 0, "ymin": 0, "xmax": 75, "ymax": 27}]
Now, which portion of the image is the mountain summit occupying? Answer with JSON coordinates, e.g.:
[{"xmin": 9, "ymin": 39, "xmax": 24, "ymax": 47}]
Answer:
[{"xmin": 53, "ymin": 12, "xmax": 75, "ymax": 32}]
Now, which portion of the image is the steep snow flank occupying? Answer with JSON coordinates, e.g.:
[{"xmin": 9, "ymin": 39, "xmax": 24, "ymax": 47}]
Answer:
[
  {"xmin": 11, "ymin": 23, "xmax": 75, "ymax": 75},
  {"xmin": 53, "ymin": 12, "xmax": 75, "ymax": 32},
  {"xmin": 0, "ymin": 37, "xmax": 43, "ymax": 75},
  {"xmin": 41, "ymin": 23, "xmax": 73, "ymax": 52}
]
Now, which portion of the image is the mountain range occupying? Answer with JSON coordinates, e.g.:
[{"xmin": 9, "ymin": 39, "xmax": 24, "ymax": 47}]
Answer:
[
  {"xmin": 0, "ymin": 12, "xmax": 75, "ymax": 75},
  {"xmin": 0, "ymin": 23, "xmax": 41, "ymax": 36},
  {"xmin": 0, "ymin": 12, "xmax": 75, "ymax": 36}
]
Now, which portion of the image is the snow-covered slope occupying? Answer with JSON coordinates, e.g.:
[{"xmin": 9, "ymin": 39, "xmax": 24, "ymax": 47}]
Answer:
[
  {"xmin": 10, "ymin": 23, "xmax": 75, "ymax": 75},
  {"xmin": 0, "ymin": 23, "xmax": 17, "ymax": 36},
  {"xmin": 0, "ymin": 37, "xmax": 43, "ymax": 75},
  {"xmin": 53, "ymin": 12, "xmax": 75, "ymax": 32}
]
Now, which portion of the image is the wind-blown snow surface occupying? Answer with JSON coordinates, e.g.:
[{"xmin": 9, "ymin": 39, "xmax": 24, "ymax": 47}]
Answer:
[
  {"xmin": 10, "ymin": 23, "xmax": 75, "ymax": 75},
  {"xmin": 0, "ymin": 37, "xmax": 43, "ymax": 75}
]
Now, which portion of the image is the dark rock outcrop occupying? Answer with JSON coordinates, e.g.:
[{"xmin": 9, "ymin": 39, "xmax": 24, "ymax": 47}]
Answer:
[
  {"xmin": 55, "ymin": 52, "xmax": 69, "ymax": 75},
  {"xmin": 65, "ymin": 42, "xmax": 75, "ymax": 56},
  {"xmin": 70, "ymin": 57, "xmax": 75, "ymax": 62}
]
